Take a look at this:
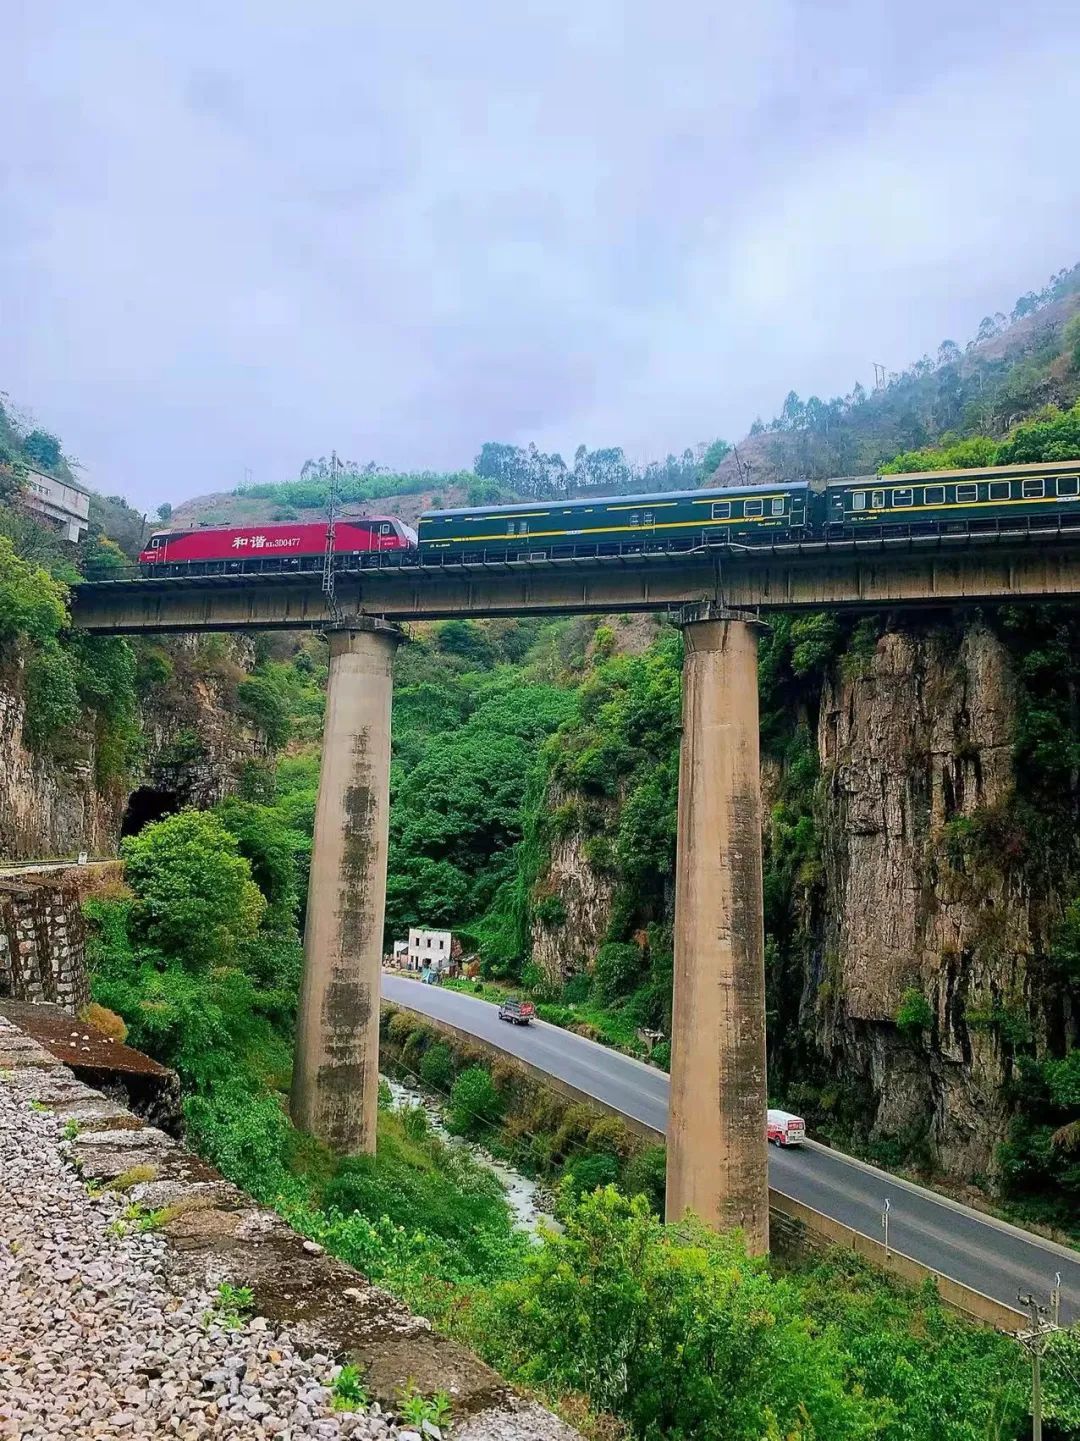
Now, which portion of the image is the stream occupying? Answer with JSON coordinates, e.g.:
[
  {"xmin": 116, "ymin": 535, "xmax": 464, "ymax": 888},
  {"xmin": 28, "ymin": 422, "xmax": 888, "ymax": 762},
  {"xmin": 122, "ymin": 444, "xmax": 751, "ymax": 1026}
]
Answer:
[{"xmin": 382, "ymin": 1075, "xmax": 562, "ymax": 1241}]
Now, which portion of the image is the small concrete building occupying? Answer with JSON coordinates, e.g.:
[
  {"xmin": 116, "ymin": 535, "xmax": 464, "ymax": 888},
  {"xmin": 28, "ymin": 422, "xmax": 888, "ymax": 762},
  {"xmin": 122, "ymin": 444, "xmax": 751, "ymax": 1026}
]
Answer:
[
  {"xmin": 407, "ymin": 927, "xmax": 452, "ymax": 974},
  {"xmin": 20, "ymin": 466, "xmax": 90, "ymax": 543}
]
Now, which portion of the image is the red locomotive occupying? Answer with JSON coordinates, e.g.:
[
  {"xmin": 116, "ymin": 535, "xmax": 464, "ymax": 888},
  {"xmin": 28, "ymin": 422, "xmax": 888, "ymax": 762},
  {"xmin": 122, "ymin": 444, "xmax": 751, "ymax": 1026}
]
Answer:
[{"xmin": 138, "ymin": 518, "xmax": 417, "ymax": 574}]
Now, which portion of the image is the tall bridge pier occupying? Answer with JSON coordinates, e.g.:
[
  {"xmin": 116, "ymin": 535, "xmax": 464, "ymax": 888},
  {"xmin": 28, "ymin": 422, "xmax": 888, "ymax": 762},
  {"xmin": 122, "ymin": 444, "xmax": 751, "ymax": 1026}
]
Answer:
[
  {"xmin": 292, "ymin": 605, "xmax": 770, "ymax": 1250},
  {"xmin": 291, "ymin": 619, "xmax": 403, "ymax": 1153},
  {"xmin": 666, "ymin": 609, "xmax": 769, "ymax": 1254}
]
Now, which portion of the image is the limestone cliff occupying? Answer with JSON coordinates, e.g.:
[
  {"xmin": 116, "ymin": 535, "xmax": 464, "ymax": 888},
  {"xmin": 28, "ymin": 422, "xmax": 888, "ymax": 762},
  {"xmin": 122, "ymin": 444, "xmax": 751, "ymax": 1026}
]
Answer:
[
  {"xmin": 0, "ymin": 636, "xmax": 269, "ymax": 861},
  {"xmin": 525, "ymin": 614, "xmax": 1079, "ymax": 1191},
  {"xmin": 530, "ymin": 789, "xmax": 618, "ymax": 984}
]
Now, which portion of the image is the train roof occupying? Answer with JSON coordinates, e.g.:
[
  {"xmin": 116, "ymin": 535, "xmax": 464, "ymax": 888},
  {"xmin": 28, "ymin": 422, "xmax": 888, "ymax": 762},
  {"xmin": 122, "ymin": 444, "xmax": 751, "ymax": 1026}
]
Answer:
[
  {"xmin": 422, "ymin": 479, "xmax": 806, "ymax": 519},
  {"xmin": 867, "ymin": 458, "xmax": 1080, "ymax": 484}
]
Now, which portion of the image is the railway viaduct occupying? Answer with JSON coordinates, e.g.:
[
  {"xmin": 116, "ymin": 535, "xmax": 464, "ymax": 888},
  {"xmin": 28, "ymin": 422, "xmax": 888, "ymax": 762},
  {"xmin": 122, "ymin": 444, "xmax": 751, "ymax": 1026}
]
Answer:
[{"xmin": 71, "ymin": 534, "xmax": 1080, "ymax": 1256}]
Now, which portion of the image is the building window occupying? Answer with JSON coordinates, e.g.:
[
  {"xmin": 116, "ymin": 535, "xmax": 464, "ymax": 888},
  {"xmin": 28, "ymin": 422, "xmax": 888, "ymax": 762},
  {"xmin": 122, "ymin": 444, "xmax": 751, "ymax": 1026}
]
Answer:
[
  {"xmin": 744, "ymin": 499, "xmax": 763, "ymax": 518},
  {"xmin": 956, "ymin": 484, "xmax": 978, "ymax": 502},
  {"xmin": 770, "ymin": 497, "xmax": 784, "ymax": 515},
  {"xmin": 1022, "ymin": 478, "xmax": 1045, "ymax": 498},
  {"xmin": 711, "ymin": 501, "xmax": 731, "ymax": 519},
  {"xmin": 851, "ymin": 493, "xmax": 867, "ymax": 511},
  {"xmin": 1057, "ymin": 476, "xmax": 1079, "ymax": 496},
  {"xmin": 989, "ymin": 481, "xmax": 1010, "ymax": 500},
  {"xmin": 924, "ymin": 486, "xmax": 945, "ymax": 505},
  {"xmin": 892, "ymin": 488, "xmax": 913, "ymax": 506}
]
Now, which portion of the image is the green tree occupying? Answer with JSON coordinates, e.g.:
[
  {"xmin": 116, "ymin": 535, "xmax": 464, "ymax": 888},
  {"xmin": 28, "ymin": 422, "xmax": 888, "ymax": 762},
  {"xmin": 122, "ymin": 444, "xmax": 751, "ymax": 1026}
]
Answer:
[
  {"xmin": 21, "ymin": 429, "xmax": 63, "ymax": 472},
  {"xmin": 122, "ymin": 810, "xmax": 266, "ymax": 970},
  {"xmin": 480, "ymin": 1188, "xmax": 877, "ymax": 1439}
]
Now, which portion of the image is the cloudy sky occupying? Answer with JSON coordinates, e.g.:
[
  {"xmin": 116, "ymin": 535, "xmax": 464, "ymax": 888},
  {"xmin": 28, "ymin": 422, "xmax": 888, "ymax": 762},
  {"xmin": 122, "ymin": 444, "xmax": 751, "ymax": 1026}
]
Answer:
[{"xmin": 2, "ymin": 2, "xmax": 1078, "ymax": 510}]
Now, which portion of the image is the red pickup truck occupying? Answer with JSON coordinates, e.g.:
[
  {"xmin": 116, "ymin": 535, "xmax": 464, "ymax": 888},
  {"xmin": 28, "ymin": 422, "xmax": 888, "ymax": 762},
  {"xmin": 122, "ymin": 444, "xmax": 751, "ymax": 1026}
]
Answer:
[{"xmin": 498, "ymin": 996, "xmax": 535, "ymax": 1026}]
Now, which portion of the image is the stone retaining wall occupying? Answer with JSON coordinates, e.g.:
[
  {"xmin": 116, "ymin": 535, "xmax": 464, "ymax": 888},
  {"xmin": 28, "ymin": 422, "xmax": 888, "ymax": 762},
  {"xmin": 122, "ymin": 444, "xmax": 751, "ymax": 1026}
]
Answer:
[{"xmin": 0, "ymin": 861, "xmax": 121, "ymax": 1012}]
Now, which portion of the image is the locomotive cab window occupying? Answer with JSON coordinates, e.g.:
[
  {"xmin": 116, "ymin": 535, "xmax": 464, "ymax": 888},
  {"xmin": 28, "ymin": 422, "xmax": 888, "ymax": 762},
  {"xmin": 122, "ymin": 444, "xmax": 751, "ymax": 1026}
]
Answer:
[
  {"xmin": 924, "ymin": 486, "xmax": 945, "ymax": 505},
  {"xmin": 871, "ymin": 490, "xmax": 885, "ymax": 509},
  {"xmin": 744, "ymin": 499, "xmax": 763, "ymax": 517},
  {"xmin": 379, "ymin": 523, "xmax": 392, "ymax": 534},
  {"xmin": 956, "ymin": 484, "xmax": 978, "ymax": 503},
  {"xmin": 1057, "ymin": 476, "xmax": 1079, "ymax": 496},
  {"xmin": 150, "ymin": 537, "xmax": 161, "ymax": 548},
  {"xmin": 1022, "ymin": 478, "xmax": 1045, "ymax": 498},
  {"xmin": 770, "ymin": 498, "xmax": 785, "ymax": 516},
  {"xmin": 892, "ymin": 489, "xmax": 913, "ymax": 506},
  {"xmin": 851, "ymin": 492, "xmax": 867, "ymax": 511},
  {"xmin": 711, "ymin": 501, "xmax": 731, "ymax": 519},
  {"xmin": 989, "ymin": 482, "xmax": 1010, "ymax": 500}
]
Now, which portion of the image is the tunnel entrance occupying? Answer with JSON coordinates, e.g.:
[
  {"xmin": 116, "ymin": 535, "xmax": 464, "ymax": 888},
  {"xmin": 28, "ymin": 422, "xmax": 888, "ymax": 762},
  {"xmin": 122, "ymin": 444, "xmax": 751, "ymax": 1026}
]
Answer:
[{"xmin": 121, "ymin": 786, "xmax": 180, "ymax": 838}]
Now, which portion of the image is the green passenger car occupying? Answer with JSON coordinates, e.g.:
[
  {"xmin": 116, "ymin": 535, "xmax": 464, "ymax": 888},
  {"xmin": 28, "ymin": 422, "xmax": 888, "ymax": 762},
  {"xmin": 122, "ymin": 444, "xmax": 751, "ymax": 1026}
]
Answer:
[
  {"xmin": 825, "ymin": 460, "xmax": 1080, "ymax": 535},
  {"xmin": 418, "ymin": 482, "xmax": 808, "ymax": 561}
]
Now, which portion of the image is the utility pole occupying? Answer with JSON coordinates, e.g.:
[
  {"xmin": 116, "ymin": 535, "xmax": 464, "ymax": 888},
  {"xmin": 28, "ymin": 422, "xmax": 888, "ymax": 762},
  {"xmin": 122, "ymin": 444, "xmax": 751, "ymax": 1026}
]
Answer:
[
  {"xmin": 872, "ymin": 362, "xmax": 887, "ymax": 390},
  {"xmin": 881, "ymin": 1198, "xmax": 891, "ymax": 1259},
  {"xmin": 1017, "ymin": 1289, "xmax": 1061, "ymax": 1441},
  {"xmin": 322, "ymin": 450, "xmax": 343, "ymax": 625}
]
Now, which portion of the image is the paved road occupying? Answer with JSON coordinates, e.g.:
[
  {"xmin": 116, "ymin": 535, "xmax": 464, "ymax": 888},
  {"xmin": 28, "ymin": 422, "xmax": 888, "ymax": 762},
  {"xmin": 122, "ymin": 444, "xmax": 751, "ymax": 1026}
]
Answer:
[{"xmin": 383, "ymin": 974, "xmax": 1079, "ymax": 1325}]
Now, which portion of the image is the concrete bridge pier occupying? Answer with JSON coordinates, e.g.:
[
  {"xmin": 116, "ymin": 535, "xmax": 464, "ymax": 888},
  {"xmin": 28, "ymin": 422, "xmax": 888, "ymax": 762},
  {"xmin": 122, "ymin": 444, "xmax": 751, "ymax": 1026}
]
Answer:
[
  {"xmin": 291, "ymin": 618, "xmax": 404, "ymax": 1154},
  {"xmin": 666, "ymin": 608, "xmax": 769, "ymax": 1254}
]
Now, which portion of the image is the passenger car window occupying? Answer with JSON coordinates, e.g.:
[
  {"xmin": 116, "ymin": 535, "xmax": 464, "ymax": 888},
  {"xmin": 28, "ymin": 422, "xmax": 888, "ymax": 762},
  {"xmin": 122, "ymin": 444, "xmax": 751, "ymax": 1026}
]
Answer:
[
  {"xmin": 1022, "ymin": 478, "xmax": 1045, "ymax": 498},
  {"xmin": 770, "ymin": 498, "xmax": 784, "ymax": 515},
  {"xmin": 924, "ymin": 486, "xmax": 945, "ymax": 504},
  {"xmin": 891, "ymin": 489, "xmax": 913, "ymax": 506},
  {"xmin": 643, "ymin": 511, "xmax": 655, "ymax": 525},
  {"xmin": 744, "ymin": 499, "xmax": 763, "ymax": 518},
  {"xmin": 711, "ymin": 501, "xmax": 731, "ymax": 519},
  {"xmin": 1058, "ymin": 476, "xmax": 1080, "ymax": 496},
  {"xmin": 630, "ymin": 512, "xmax": 641, "ymax": 526},
  {"xmin": 506, "ymin": 521, "xmax": 516, "ymax": 535},
  {"xmin": 851, "ymin": 493, "xmax": 867, "ymax": 511},
  {"xmin": 871, "ymin": 490, "xmax": 885, "ymax": 509},
  {"xmin": 988, "ymin": 482, "xmax": 1010, "ymax": 500},
  {"xmin": 956, "ymin": 485, "xmax": 978, "ymax": 502}
]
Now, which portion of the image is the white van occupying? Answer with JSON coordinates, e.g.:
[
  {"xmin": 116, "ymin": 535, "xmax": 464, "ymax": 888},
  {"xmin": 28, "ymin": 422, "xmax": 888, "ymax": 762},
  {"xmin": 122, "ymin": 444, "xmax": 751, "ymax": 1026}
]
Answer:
[{"xmin": 767, "ymin": 1109, "xmax": 806, "ymax": 1147}]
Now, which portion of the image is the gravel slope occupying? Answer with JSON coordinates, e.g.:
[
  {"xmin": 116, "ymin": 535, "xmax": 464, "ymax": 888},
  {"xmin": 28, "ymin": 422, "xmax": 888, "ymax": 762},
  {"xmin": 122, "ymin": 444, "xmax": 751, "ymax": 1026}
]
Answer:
[{"xmin": 0, "ymin": 1071, "xmax": 420, "ymax": 1441}]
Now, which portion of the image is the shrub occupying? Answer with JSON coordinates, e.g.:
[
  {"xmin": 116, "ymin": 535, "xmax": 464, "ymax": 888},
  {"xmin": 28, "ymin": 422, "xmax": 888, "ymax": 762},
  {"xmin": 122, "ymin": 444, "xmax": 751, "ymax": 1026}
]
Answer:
[
  {"xmin": 559, "ymin": 1152, "xmax": 619, "ymax": 1202},
  {"xmin": 591, "ymin": 942, "xmax": 643, "ymax": 1004},
  {"xmin": 79, "ymin": 1002, "xmax": 128, "ymax": 1043},
  {"xmin": 623, "ymin": 1144, "xmax": 667, "ymax": 1213},
  {"xmin": 561, "ymin": 973, "xmax": 592, "ymax": 1004},
  {"xmin": 447, "ymin": 1067, "xmax": 503, "ymax": 1139},
  {"xmin": 650, "ymin": 1040, "xmax": 671, "ymax": 1070},
  {"xmin": 895, "ymin": 988, "xmax": 934, "ymax": 1037},
  {"xmin": 420, "ymin": 1043, "xmax": 454, "ymax": 1094},
  {"xmin": 237, "ymin": 675, "xmax": 291, "ymax": 748}
]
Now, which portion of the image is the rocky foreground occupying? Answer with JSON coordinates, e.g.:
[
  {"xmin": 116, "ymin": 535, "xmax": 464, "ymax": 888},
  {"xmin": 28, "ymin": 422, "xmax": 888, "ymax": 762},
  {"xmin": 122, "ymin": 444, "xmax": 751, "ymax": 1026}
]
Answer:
[
  {"xmin": 0, "ymin": 1073, "xmax": 418, "ymax": 1440},
  {"xmin": 0, "ymin": 1042, "xmax": 573, "ymax": 1441}
]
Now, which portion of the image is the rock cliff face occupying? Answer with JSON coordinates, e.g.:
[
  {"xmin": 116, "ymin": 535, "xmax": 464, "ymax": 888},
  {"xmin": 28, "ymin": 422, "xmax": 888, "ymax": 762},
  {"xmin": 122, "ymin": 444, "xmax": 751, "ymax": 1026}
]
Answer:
[
  {"xmin": 0, "ymin": 637, "xmax": 269, "ymax": 861},
  {"xmin": 528, "ymin": 616, "xmax": 1079, "ymax": 1190},
  {"xmin": 531, "ymin": 790, "xmax": 618, "ymax": 984},
  {"xmin": 0, "ymin": 666, "xmax": 119, "ymax": 859},
  {"xmin": 812, "ymin": 622, "xmax": 1043, "ymax": 1181}
]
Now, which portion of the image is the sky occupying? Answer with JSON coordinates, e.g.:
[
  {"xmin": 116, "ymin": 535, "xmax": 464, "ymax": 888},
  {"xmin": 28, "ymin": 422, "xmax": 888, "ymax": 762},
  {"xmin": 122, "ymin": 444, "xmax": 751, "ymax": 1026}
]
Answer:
[{"xmin": 2, "ymin": 2, "xmax": 1079, "ymax": 511}]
